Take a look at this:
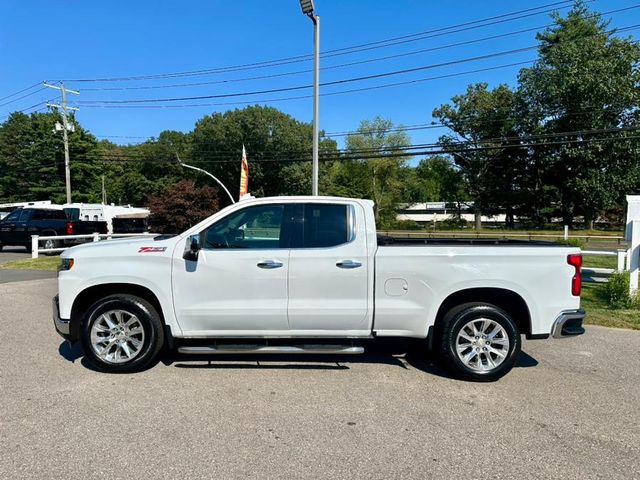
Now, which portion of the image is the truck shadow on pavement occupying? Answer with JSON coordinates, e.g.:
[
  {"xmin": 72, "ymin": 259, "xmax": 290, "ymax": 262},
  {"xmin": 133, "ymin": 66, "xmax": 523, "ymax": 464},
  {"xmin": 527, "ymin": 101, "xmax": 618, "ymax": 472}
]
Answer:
[
  {"xmin": 58, "ymin": 340, "xmax": 538, "ymax": 380},
  {"xmin": 164, "ymin": 340, "xmax": 539, "ymax": 381}
]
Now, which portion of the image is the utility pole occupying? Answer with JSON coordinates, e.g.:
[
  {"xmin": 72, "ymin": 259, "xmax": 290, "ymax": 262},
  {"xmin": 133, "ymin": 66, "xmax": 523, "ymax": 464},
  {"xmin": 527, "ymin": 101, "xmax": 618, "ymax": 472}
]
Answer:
[{"xmin": 44, "ymin": 81, "xmax": 79, "ymax": 204}]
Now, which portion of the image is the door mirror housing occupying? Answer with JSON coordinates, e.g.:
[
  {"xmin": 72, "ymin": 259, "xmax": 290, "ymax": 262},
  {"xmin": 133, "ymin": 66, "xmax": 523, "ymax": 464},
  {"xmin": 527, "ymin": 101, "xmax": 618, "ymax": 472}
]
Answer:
[
  {"xmin": 229, "ymin": 228, "xmax": 245, "ymax": 242},
  {"xmin": 183, "ymin": 234, "xmax": 201, "ymax": 261}
]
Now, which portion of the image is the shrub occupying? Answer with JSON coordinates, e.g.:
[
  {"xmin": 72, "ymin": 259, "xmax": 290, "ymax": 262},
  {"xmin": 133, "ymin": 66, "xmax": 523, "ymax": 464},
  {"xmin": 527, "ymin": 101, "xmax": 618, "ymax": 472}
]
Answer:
[
  {"xmin": 439, "ymin": 217, "xmax": 469, "ymax": 229},
  {"xmin": 604, "ymin": 272, "xmax": 637, "ymax": 310},
  {"xmin": 381, "ymin": 219, "xmax": 423, "ymax": 230},
  {"xmin": 147, "ymin": 180, "xmax": 220, "ymax": 234},
  {"xmin": 556, "ymin": 238, "xmax": 586, "ymax": 249}
]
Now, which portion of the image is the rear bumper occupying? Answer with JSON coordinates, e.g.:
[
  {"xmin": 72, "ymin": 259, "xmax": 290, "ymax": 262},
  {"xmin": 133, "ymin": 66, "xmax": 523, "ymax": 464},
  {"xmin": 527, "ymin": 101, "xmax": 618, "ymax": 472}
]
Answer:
[
  {"xmin": 52, "ymin": 295, "xmax": 79, "ymax": 342},
  {"xmin": 551, "ymin": 309, "xmax": 586, "ymax": 338}
]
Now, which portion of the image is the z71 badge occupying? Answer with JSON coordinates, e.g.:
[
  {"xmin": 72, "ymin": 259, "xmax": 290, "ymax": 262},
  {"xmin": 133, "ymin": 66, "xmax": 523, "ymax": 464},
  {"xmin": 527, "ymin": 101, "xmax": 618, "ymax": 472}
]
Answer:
[{"xmin": 138, "ymin": 246, "xmax": 167, "ymax": 253}]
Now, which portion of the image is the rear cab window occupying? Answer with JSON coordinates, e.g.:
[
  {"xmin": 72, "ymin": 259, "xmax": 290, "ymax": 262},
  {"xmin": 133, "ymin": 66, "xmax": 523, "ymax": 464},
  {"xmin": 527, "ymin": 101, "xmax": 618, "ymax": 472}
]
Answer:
[
  {"xmin": 302, "ymin": 203, "xmax": 349, "ymax": 248},
  {"xmin": 32, "ymin": 209, "xmax": 67, "ymax": 221}
]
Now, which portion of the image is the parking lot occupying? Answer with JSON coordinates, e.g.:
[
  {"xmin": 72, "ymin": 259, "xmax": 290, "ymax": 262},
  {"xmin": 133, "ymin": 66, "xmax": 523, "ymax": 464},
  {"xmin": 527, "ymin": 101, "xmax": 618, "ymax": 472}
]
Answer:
[{"xmin": 0, "ymin": 278, "xmax": 639, "ymax": 480}]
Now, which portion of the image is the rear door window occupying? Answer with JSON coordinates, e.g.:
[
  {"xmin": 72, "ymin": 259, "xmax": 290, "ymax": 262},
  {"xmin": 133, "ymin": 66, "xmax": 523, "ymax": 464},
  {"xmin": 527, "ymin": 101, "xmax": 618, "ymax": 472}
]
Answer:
[{"xmin": 302, "ymin": 204, "xmax": 349, "ymax": 248}]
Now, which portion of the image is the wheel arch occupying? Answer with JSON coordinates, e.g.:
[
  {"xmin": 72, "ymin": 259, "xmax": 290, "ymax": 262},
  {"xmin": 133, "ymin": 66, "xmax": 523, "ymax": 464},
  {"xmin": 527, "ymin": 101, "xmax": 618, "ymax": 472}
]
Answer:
[
  {"xmin": 433, "ymin": 287, "xmax": 532, "ymax": 339},
  {"xmin": 71, "ymin": 283, "xmax": 166, "ymax": 327}
]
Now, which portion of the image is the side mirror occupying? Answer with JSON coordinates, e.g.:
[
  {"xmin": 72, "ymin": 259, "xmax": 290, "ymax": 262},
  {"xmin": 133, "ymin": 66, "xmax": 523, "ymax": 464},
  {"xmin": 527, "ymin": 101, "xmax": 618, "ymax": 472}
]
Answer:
[
  {"xmin": 183, "ymin": 234, "xmax": 201, "ymax": 261},
  {"xmin": 230, "ymin": 228, "xmax": 245, "ymax": 242}
]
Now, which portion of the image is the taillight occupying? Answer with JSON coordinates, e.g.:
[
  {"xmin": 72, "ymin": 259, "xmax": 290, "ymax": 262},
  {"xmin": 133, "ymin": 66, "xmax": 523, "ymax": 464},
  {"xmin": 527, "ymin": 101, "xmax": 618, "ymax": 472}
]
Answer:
[
  {"xmin": 66, "ymin": 222, "xmax": 74, "ymax": 235},
  {"xmin": 567, "ymin": 254, "xmax": 582, "ymax": 296}
]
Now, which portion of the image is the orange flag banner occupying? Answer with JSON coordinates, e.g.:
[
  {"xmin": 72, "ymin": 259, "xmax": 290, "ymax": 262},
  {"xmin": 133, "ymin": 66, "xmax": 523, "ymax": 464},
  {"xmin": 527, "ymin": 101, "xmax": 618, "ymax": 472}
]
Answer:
[{"xmin": 239, "ymin": 145, "xmax": 249, "ymax": 197}]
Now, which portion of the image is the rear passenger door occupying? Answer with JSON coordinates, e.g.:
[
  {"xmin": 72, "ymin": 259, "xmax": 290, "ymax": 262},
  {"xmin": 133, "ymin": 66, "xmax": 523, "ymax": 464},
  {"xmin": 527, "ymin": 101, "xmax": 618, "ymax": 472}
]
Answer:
[{"xmin": 287, "ymin": 202, "xmax": 371, "ymax": 335}]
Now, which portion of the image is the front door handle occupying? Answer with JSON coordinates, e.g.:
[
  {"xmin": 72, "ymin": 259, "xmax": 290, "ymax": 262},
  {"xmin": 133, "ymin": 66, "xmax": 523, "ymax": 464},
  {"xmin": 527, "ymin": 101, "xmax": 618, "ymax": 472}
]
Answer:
[
  {"xmin": 257, "ymin": 260, "xmax": 283, "ymax": 269},
  {"xmin": 336, "ymin": 260, "xmax": 362, "ymax": 269}
]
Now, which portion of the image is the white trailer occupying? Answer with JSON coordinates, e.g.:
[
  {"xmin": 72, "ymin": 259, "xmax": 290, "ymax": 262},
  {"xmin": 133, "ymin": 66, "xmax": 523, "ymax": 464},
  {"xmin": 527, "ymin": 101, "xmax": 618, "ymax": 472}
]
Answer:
[{"xmin": 63, "ymin": 203, "xmax": 150, "ymax": 234}]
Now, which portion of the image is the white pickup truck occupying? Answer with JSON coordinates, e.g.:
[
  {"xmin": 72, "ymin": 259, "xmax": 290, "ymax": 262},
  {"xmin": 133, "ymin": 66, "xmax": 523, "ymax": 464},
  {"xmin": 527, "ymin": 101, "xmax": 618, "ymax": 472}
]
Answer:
[{"xmin": 53, "ymin": 196, "xmax": 585, "ymax": 381}]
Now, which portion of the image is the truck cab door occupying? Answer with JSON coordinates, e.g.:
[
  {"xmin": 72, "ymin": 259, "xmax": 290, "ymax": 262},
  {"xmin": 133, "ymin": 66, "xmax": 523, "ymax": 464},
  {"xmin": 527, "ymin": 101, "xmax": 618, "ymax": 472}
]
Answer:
[
  {"xmin": 0, "ymin": 209, "xmax": 25, "ymax": 246},
  {"xmin": 13, "ymin": 208, "xmax": 33, "ymax": 245},
  {"xmin": 171, "ymin": 203, "xmax": 295, "ymax": 335},
  {"xmin": 287, "ymin": 203, "xmax": 372, "ymax": 336}
]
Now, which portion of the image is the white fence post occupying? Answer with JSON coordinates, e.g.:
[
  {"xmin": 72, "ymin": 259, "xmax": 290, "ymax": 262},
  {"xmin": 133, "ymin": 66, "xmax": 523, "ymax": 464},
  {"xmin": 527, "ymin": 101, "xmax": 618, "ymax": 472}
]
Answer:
[
  {"xmin": 92, "ymin": 232, "xmax": 99, "ymax": 243},
  {"xmin": 617, "ymin": 250, "xmax": 627, "ymax": 272},
  {"xmin": 630, "ymin": 220, "xmax": 640, "ymax": 296},
  {"xmin": 564, "ymin": 225, "xmax": 569, "ymax": 240},
  {"xmin": 31, "ymin": 235, "xmax": 38, "ymax": 259}
]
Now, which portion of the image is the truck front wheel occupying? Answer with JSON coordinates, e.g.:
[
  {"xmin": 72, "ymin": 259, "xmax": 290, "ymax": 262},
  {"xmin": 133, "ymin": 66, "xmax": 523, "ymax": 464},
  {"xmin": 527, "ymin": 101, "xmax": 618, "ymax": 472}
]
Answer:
[
  {"xmin": 439, "ymin": 303, "xmax": 521, "ymax": 382},
  {"xmin": 80, "ymin": 294, "xmax": 165, "ymax": 373}
]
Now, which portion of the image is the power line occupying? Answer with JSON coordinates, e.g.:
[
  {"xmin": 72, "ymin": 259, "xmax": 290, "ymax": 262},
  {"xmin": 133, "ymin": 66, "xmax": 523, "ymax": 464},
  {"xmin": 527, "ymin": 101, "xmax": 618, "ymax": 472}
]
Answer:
[
  {"xmin": 92, "ymin": 101, "xmax": 631, "ymax": 143},
  {"xmin": 0, "ymin": 82, "xmax": 43, "ymax": 102},
  {"xmin": 75, "ymin": 47, "xmax": 541, "ymax": 105},
  {"xmin": 77, "ymin": 23, "xmax": 559, "ymax": 93},
  {"xmin": 69, "ymin": 9, "xmax": 640, "ymax": 95},
  {"xmin": 59, "ymin": 1, "xmax": 578, "ymax": 83},
  {"xmin": 0, "ymin": 87, "xmax": 48, "ymax": 108},
  {"xmin": 72, "ymin": 21, "xmax": 640, "ymax": 107},
  {"xmin": 82, "ymin": 126, "xmax": 640, "ymax": 164},
  {"xmin": 68, "ymin": 61, "xmax": 535, "ymax": 110},
  {"xmin": 71, "ymin": 133, "xmax": 640, "ymax": 168},
  {"xmin": 0, "ymin": 101, "xmax": 53, "ymax": 121}
]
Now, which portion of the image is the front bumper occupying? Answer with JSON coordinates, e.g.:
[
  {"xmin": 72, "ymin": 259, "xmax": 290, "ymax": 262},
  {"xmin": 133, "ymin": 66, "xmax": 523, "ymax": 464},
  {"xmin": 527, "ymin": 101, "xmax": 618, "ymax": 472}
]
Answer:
[
  {"xmin": 52, "ymin": 295, "xmax": 79, "ymax": 342},
  {"xmin": 551, "ymin": 309, "xmax": 586, "ymax": 338}
]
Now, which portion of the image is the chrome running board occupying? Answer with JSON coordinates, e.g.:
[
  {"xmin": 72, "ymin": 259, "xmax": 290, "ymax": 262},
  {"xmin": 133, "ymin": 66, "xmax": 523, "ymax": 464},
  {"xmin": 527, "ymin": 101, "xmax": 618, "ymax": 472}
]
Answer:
[{"xmin": 177, "ymin": 344, "xmax": 365, "ymax": 355}]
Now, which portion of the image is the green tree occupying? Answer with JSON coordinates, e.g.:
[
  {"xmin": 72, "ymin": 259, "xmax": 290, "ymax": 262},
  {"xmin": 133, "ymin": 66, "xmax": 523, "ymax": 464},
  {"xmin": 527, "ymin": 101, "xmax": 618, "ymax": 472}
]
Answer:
[
  {"xmin": 0, "ymin": 111, "xmax": 102, "ymax": 204},
  {"xmin": 433, "ymin": 83, "xmax": 525, "ymax": 229},
  {"xmin": 518, "ymin": 0, "xmax": 640, "ymax": 227},
  {"xmin": 403, "ymin": 155, "xmax": 467, "ymax": 204},
  {"xmin": 190, "ymin": 105, "xmax": 337, "ymax": 201},
  {"xmin": 324, "ymin": 117, "xmax": 411, "ymax": 225}
]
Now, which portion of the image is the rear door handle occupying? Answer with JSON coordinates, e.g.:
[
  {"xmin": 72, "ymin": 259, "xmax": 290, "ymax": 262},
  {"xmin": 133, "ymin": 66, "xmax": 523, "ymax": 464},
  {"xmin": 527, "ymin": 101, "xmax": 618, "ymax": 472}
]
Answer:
[
  {"xmin": 257, "ymin": 260, "xmax": 284, "ymax": 269},
  {"xmin": 336, "ymin": 260, "xmax": 362, "ymax": 269}
]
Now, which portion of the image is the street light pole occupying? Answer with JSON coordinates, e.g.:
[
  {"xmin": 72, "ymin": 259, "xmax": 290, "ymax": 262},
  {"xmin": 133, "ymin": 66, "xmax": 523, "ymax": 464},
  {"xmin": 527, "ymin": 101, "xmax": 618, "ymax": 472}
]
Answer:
[
  {"xmin": 300, "ymin": 0, "xmax": 320, "ymax": 196},
  {"xmin": 175, "ymin": 154, "xmax": 236, "ymax": 205}
]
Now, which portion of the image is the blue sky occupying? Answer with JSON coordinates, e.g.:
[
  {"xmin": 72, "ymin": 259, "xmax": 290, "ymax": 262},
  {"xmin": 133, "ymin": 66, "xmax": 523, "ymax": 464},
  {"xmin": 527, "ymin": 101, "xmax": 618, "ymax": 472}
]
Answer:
[{"xmin": 1, "ymin": 0, "xmax": 639, "ymax": 149}]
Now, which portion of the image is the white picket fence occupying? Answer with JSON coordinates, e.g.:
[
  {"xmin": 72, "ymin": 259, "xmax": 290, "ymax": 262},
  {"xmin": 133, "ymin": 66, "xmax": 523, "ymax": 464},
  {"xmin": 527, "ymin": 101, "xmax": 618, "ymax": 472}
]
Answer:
[
  {"xmin": 581, "ymin": 249, "xmax": 628, "ymax": 284},
  {"xmin": 30, "ymin": 232, "xmax": 154, "ymax": 258},
  {"xmin": 584, "ymin": 220, "xmax": 640, "ymax": 295}
]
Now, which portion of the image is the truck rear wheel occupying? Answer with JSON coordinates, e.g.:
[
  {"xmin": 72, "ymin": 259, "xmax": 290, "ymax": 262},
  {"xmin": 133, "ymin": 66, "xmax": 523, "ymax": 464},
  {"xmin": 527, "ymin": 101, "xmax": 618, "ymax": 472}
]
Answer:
[
  {"xmin": 439, "ymin": 303, "xmax": 520, "ymax": 382},
  {"xmin": 80, "ymin": 294, "xmax": 164, "ymax": 373}
]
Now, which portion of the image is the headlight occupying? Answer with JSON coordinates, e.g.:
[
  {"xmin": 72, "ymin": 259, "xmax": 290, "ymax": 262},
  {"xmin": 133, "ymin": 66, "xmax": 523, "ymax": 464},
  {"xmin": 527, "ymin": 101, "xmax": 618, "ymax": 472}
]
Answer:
[{"xmin": 59, "ymin": 258, "xmax": 75, "ymax": 271}]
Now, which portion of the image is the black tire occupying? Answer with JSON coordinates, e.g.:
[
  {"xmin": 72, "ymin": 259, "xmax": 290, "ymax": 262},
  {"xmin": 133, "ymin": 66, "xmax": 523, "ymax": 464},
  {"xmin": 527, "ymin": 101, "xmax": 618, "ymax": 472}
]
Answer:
[
  {"xmin": 438, "ymin": 302, "xmax": 520, "ymax": 382},
  {"xmin": 80, "ymin": 294, "xmax": 165, "ymax": 373},
  {"xmin": 41, "ymin": 231, "xmax": 60, "ymax": 256}
]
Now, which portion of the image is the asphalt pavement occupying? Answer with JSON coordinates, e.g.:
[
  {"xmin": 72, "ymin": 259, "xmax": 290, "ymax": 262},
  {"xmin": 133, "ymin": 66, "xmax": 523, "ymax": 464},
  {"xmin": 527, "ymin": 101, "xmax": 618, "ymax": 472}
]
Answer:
[
  {"xmin": 0, "ymin": 247, "xmax": 57, "ymax": 283},
  {"xmin": 0, "ymin": 279, "xmax": 639, "ymax": 480},
  {"xmin": 0, "ymin": 246, "xmax": 30, "ymax": 264}
]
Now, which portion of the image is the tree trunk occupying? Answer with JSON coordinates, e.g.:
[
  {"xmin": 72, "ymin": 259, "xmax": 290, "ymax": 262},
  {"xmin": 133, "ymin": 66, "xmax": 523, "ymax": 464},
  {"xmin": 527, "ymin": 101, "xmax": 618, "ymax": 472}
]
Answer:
[
  {"xmin": 505, "ymin": 204, "xmax": 514, "ymax": 229},
  {"xmin": 474, "ymin": 207, "xmax": 482, "ymax": 231},
  {"xmin": 584, "ymin": 209, "xmax": 594, "ymax": 230}
]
